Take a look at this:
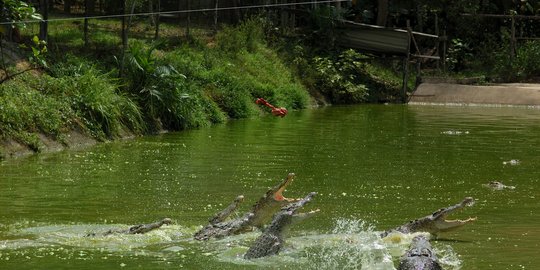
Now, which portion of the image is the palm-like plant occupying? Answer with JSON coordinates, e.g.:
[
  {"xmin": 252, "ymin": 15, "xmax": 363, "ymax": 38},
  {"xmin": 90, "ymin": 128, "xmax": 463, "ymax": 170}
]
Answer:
[{"xmin": 123, "ymin": 42, "xmax": 216, "ymax": 131}]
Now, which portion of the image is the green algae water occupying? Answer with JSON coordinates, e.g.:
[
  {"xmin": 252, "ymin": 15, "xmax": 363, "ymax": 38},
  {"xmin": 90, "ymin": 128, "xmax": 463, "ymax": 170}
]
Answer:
[{"xmin": 1, "ymin": 104, "xmax": 539, "ymax": 269}]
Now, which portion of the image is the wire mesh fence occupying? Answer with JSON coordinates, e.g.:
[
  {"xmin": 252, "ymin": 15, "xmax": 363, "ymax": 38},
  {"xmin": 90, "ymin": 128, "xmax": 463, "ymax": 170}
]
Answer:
[{"xmin": 9, "ymin": 0, "xmax": 349, "ymax": 46}]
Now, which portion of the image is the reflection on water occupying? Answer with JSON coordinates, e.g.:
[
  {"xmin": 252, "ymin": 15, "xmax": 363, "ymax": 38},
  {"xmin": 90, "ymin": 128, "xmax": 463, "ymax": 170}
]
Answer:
[{"xmin": 2, "ymin": 104, "xmax": 540, "ymax": 269}]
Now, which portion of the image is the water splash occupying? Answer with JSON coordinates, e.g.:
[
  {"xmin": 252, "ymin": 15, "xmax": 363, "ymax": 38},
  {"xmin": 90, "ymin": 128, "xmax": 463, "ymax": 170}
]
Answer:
[
  {"xmin": 437, "ymin": 244, "xmax": 462, "ymax": 269},
  {"xmin": 302, "ymin": 218, "xmax": 395, "ymax": 270},
  {"xmin": 1, "ymin": 223, "xmax": 193, "ymax": 254}
]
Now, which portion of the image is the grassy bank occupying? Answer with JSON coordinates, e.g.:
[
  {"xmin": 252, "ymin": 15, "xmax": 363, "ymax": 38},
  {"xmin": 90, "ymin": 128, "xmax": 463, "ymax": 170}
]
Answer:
[
  {"xmin": 0, "ymin": 16, "xmax": 405, "ymax": 159},
  {"xmin": 0, "ymin": 18, "xmax": 311, "ymax": 158}
]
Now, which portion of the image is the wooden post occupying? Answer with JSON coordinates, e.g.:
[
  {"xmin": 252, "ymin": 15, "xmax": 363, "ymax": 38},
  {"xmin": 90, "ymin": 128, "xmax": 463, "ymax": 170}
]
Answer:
[
  {"xmin": 442, "ymin": 29, "xmax": 447, "ymax": 72},
  {"xmin": 154, "ymin": 0, "xmax": 160, "ymax": 39},
  {"xmin": 291, "ymin": 0, "xmax": 296, "ymax": 29},
  {"xmin": 435, "ymin": 13, "xmax": 439, "ymax": 70},
  {"xmin": 281, "ymin": 0, "xmax": 287, "ymax": 30},
  {"xmin": 39, "ymin": 0, "xmax": 49, "ymax": 42},
  {"xmin": 214, "ymin": 0, "xmax": 218, "ymax": 34},
  {"xmin": 122, "ymin": 0, "xmax": 128, "ymax": 50},
  {"xmin": 84, "ymin": 0, "xmax": 89, "ymax": 46},
  {"xmin": 186, "ymin": 0, "xmax": 191, "ymax": 38},
  {"xmin": 510, "ymin": 14, "xmax": 516, "ymax": 62},
  {"xmin": 402, "ymin": 20, "xmax": 412, "ymax": 103},
  {"xmin": 120, "ymin": 0, "xmax": 127, "ymax": 78}
]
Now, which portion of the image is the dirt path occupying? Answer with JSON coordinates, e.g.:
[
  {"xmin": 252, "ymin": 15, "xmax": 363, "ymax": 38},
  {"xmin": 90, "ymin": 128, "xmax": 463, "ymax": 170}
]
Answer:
[{"xmin": 409, "ymin": 83, "xmax": 540, "ymax": 106}]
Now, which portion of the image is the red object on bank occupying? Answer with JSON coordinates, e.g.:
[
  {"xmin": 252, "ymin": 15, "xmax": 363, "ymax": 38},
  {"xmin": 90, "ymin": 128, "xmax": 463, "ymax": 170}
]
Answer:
[{"xmin": 255, "ymin": 98, "xmax": 288, "ymax": 117}]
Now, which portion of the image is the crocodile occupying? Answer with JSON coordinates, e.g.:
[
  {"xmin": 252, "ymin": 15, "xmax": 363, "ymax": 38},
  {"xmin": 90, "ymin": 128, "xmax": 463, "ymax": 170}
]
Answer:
[
  {"xmin": 398, "ymin": 235, "xmax": 442, "ymax": 270},
  {"xmin": 381, "ymin": 197, "xmax": 476, "ymax": 238},
  {"xmin": 194, "ymin": 173, "xmax": 300, "ymax": 241},
  {"xmin": 483, "ymin": 181, "xmax": 515, "ymax": 190},
  {"xmin": 86, "ymin": 218, "xmax": 172, "ymax": 237},
  {"xmin": 244, "ymin": 192, "xmax": 318, "ymax": 259}
]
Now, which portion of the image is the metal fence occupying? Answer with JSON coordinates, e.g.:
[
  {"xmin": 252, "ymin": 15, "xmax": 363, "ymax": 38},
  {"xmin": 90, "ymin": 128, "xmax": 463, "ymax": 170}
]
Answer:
[{"xmin": 20, "ymin": 0, "xmax": 349, "ymax": 44}]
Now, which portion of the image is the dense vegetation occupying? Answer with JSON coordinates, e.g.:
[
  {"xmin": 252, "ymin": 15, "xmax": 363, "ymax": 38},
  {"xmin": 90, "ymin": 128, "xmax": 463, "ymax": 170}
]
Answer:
[
  {"xmin": 354, "ymin": 0, "xmax": 540, "ymax": 80},
  {"xmin": 4, "ymin": 0, "xmax": 540, "ymax": 158},
  {"xmin": 0, "ymin": 18, "xmax": 316, "ymax": 156}
]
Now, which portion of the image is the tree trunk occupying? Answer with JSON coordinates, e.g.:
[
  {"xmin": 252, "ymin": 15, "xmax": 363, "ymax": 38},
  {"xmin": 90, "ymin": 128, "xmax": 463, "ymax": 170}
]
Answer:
[{"xmin": 376, "ymin": 0, "xmax": 388, "ymax": 27}]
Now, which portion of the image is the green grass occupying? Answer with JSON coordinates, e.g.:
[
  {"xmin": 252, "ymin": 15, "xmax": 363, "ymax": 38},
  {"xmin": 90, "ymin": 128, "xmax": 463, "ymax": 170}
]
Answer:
[
  {"xmin": 1, "ymin": 15, "xmax": 313, "ymax": 154},
  {"xmin": 41, "ymin": 66, "xmax": 144, "ymax": 139},
  {"xmin": 0, "ymin": 74, "xmax": 74, "ymax": 150}
]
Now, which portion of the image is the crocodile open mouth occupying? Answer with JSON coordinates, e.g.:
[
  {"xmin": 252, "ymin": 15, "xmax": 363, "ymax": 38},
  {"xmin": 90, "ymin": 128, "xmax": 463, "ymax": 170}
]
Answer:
[
  {"xmin": 435, "ymin": 197, "xmax": 477, "ymax": 230},
  {"xmin": 273, "ymin": 173, "xmax": 295, "ymax": 202}
]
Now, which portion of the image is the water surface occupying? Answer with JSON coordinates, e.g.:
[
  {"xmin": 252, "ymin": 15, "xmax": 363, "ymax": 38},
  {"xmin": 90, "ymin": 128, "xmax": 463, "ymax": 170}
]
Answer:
[{"xmin": 1, "ymin": 104, "xmax": 539, "ymax": 269}]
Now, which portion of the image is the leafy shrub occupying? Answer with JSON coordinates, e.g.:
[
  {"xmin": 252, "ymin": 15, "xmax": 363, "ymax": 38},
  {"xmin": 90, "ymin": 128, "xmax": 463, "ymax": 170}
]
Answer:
[
  {"xmin": 166, "ymin": 37, "xmax": 308, "ymax": 118},
  {"xmin": 313, "ymin": 50, "xmax": 369, "ymax": 103},
  {"xmin": 512, "ymin": 41, "xmax": 540, "ymax": 79},
  {"xmin": 446, "ymin": 38, "xmax": 473, "ymax": 72},
  {"xmin": 202, "ymin": 67, "xmax": 257, "ymax": 119},
  {"xmin": 42, "ymin": 68, "xmax": 143, "ymax": 139},
  {"xmin": 493, "ymin": 40, "xmax": 540, "ymax": 81},
  {"xmin": 124, "ymin": 42, "xmax": 225, "ymax": 130}
]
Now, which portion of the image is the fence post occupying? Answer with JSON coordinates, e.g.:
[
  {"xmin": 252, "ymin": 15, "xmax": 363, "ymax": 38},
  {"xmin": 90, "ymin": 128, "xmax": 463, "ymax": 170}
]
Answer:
[
  {"xmin": 442, "ymin": 30, "xmax": 447, "ymax": 72},
  {"xmin": 510, "ymin": 14, "xmax": 516, "ymax": 62},
  {"xmin": 154, "ymin": 0, "xmax": 160, "ymax": 39},
  {"xmin": 214, "ymin": 0, "xmax": 218, "ymax": 34},
  {"xmin": 120, "ymin": 0, "xmax": 127, "ymax": 79},
  {"xmin": 435, "ymin": 13, "xmax": 439, "ymax": 70},
  {"xmin": 84, "ymin": 0, "xmax": 89, "ymax": 46},
  {"xmin": 281, "ymin": 0, "xmax": 287, "ymax": 30},
  {"xmin": 186, "ymin": 0, "xmax": 191, "ymax": 38},
  {"xmin": 39, "ymin": 0, "xmax": 49, "ymax": 42},
  {"xmin": 402, "ymin": 20, "xmax": 412, "ymax": 103}
]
